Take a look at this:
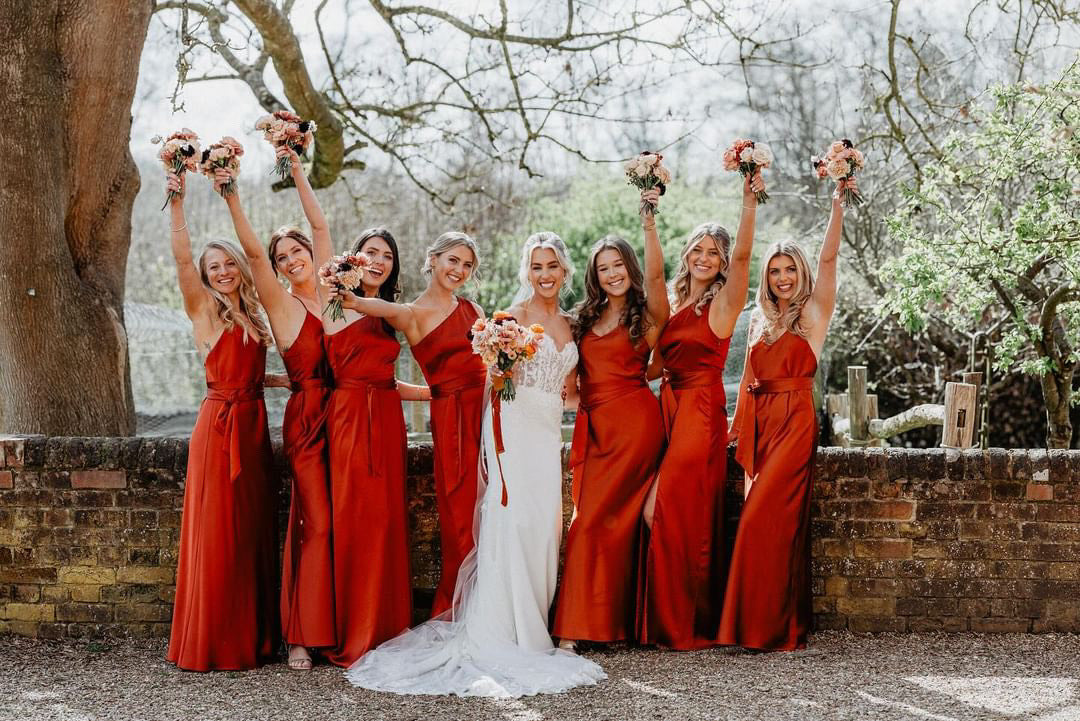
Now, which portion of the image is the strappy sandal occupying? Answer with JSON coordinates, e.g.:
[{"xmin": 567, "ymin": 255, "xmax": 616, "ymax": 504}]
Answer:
[{"xmin": 287, "ymin": 646, "xmax": 313, "ymax": 671}]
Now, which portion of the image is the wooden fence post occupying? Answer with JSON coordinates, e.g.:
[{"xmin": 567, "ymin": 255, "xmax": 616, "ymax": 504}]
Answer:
[
  {"xmin": 848, "ymin": 366, "xmax": 868, "ymax": 444},
  {"xmin": 941, "ymin": 381, "xmax": 977, "ymax": 448}
]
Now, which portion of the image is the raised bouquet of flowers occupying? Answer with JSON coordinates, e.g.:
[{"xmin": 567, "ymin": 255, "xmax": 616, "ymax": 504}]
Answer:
[
  {"xmin": 255, "ymin": 110, "xmax": 318, "ymax": 180},
  {"xmin": 723, "ymin": 138, "xmax": 773, "ymax": 203},
  {"xmin": 812, "ymin": 138, "xmax": 865, "ymax": 207},
  {"xmin": 151, "ymin": 128, "xmax": 200, "ymax": 209},
  {"xmin": 470, "ymin": 311, "xmax": 544, "ymax": 402},
  {"xmin": 198, "ymin": 137, "xmax": 244, "ymax": 198},
  {"xmin": 318, "ymin": 253, "xmax": 371, "ymax": 322},
  {"xmin": 624, "ymin": 151, "xmax": 673, "ymax": 216}
]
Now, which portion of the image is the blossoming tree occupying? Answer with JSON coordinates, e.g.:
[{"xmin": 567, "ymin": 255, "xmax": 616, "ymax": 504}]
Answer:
[{"xmin": 880, "ymin": 60, "xmax": 1080, "ymax": 448}]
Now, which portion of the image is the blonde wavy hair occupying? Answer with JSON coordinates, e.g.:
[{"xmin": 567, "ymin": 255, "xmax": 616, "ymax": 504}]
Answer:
[
  {"xmin": 198, "ymin": 240, "xmax": 273, "ymax": 346},
  {"xmin": 670, "ymin": 222, "xmax": 731, "ymax": 315},
  {"xmin": 750, "ymin": 240, "xmax": 814, "ymax": 344},
  {"xmin": 422, "ymin": 231, "xmax": 482, "ymax": 283}
]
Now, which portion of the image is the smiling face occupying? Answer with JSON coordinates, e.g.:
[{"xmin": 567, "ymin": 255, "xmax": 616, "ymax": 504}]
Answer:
[
  {"xmin": 357, "ymin": 235, "xmax": 395, "ymax": 294},
  {"xmin": 528, "ymin": 246, "xmax": 565, "ymax": 300},
  {"xmin": 272, "ymin": 237, "xmax": 313, "ymax": 285},
  {"xmin": 202, "ymin": 247, "xmax": 241, "ymax": 296},
  {"xmin": 687, "ymin": 235, "xmax": 723, "ymax": 284},
  {"xmin": 430, "ymin": 243, "xmax": 476, "ymax": 292},
  {"xmin": 594, "ymin": 247, "xmax": 629, "ymax": 298},
  {"xmin": 767, "ymin": 253, "xmax": 799, "ymax": 302}
]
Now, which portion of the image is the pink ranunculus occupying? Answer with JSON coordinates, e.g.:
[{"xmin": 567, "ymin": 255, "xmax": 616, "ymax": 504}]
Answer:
[
  {"xmin": 851, "ymin": 149, "xmax": 865, "ymax": 169},
  {"xmin": 826, "ymin": 156, "xmax": 850, "ymax": 180},
  {"xmin": 830, "ymin": 141, "xmax": 846, "ymax": 155},
  {"xmin": 722, "ymin": 149, "xmax": 738, "ymax": 171}
]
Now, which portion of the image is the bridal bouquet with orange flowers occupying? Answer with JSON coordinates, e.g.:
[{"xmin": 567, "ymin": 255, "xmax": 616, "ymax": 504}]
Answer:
[
  {"xmin": 255, "ymin": 110, "xmax": 317, "ymax": 180},
  {"xmin": 318, "ymin": 253, "xmax": 371, "ymax": 321},
  {"xmin": 151, "ymin": 128, "xmax": 200, "ymax": 209},
  {"xmin": 812, "ymin": 138, "xmax": 865, "ymax": 206},
  {"xmin": 624, "ymin": 151, "xmax": 673, "ymax": 216},
  {"xmin": 470, "ymin": 312, "xmax": 545, "ymax": 402},
  {"xmin": 198, "ymin": 137, "xmax": 244, "ymax": 198},
  {"xmin": 723, "ymin": 138, "xmax": 773, "ymax": 203}
]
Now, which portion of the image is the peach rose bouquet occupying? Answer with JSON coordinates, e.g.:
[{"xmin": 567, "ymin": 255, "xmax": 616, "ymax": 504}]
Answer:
[
  {"xmin": 723, "ymin": 138, "xmax": 773, "ymax": 203},
  {"xmin": 198, "ymin": 137, "xmax": 244, "ymax": 198},
  {"xmin": 624, "ymin": 151, "xmax": 673, "ymax": 216},
  {"xmin": 470, "ymin": 312, "xmax": 544, "ymax": 402},
  {"xmin": 255, "ymin": 110, "xmax": 317, "ymax": 180},
  {"xmin": 151, "ymin": 129, "xmax": 200, "ymax": 209},
  {"xmin": 318, "ymin": 253, "xmax": 372, "ymax": 322},
  {"xmin": 812, "ymin": 138, "xmax": 865, "ymax": 206}
]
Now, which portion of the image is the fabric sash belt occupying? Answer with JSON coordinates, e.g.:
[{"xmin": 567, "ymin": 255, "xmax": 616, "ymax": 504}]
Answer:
[
  {"xmin": 205, "ymin": 382, "xmax": 264, "ymax": 483},
  {"xmin": 659, "ymin": 369, "xmax": 725, "ymax": 438},
  {"xmin": 335, "ymin": 377, "xmax": 397, "ymax": 476},
  {"xmin": 734, "ymin": 376, "xmax": 815, "ymax": 478},
  {"xmin": 569, "ymin": 379, "xmax": 648, "ymax": 508},
  {"xmin": 430, "ymin": 370, "xmax": 487, "ymax": 494},
  {"xmin": 289, "ymin": 378, "xmax": 330, "ymax": 393}
]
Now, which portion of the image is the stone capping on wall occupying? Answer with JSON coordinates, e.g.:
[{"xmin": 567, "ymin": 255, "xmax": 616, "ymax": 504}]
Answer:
[{"xmin": 0, "ymin": 434, "xmax": 1078, "ymax": 640}]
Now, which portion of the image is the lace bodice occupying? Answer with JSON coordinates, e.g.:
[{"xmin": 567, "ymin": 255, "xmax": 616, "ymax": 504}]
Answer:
[{"xmin": 514, "ymin": 335, "xmax": 578, "ymax": 396}]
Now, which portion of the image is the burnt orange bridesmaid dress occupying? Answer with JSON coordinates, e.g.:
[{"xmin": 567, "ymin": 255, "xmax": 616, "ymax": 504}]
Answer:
[
  {"xmin": 167, "ymin": 325, "xmax": 280, "ymax": 671},
  {"xmin": 279, "ymin": 310, "xmax": 336, "ymax": 650},
  {"xmin": 554, "ymin": 326, "xmax": 664, "ymax": 642},
  {"xmin": 639, "ymin": 302, "xmax": 730, "ymax": 650},
  {"xmin": 721, "ymin": 331, "xmax": 817, "ymax": 650},
  {"xmin": 411, "ymin": 300, "xmax": 487, "ymax": 617},
  {"xmin": 323, "ymin": 316, "xmax": 412, "ymax": 666}
]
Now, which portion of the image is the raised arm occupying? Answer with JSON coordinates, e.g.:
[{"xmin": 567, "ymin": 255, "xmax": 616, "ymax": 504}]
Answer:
[
  {"xmin": 167, "ymin": 172, "xmax": 208, "ymax": 320},
  {"xmin": 728, "ymin": 321, "xmax": 756, "ymax": 446},
  {"xmin": 809, "ymin": 181, "xmax": 849, "ymax": 324},
  {"xmin": 219, "ymin": 168, "xmax": 291, "ymax": 320},
  {"xmin": 282, "ymin": 146, "xmax": 333, "ymax": 276},
  {"xmin": 641, "ymin": 189, "xmax": 670, "ymax": 327},
  {"xmin": 712, "ymin": 171, "xmax": 762, "ymax": 338}
]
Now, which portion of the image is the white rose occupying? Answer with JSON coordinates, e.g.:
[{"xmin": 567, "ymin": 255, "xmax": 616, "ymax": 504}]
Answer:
[
  {"xmin": 751, "ymin": 144, "xmax": 773, "ymax": 167},
  {"xmin": 739, "ymin": 147, "xmax": 754, "ymax": 163},
  {"xmin": 635, "ymin": 160, "xmax": 650, "ymax": 178}
]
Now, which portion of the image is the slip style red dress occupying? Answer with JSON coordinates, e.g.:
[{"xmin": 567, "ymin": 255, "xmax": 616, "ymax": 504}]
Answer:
[
  {"xmin": 167, "ymin": 325, "xmax": 280, "ymax": 671},
  {"xmin": 323, "ymin": 315, "xmax": 411, "ymax": 667},
  {"xmin": 411, "ymin": 300, "xmax": 487, "ymax": 617},
  {"xmin": 279, "ymin": 310, "xmax": 336, "ymax": 650},
  {"xmin": 554, "ymin": 325, "xmax": 664, "ymax": 642},
  {"xmin": 638, "ymin": 302, "xmax": 730, "ymax": 650},
  {"xmin": 721, "ymin": 331, "xmax": 818, "ymax": 650}
]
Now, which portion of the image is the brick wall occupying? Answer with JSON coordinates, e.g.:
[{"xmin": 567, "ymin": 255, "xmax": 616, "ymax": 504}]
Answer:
[{"xmin": 0, "ymin": 435, "xmax": 1077, "ymax": 639}]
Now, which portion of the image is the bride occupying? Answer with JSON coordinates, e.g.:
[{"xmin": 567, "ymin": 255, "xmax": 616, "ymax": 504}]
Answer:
[{"xmin": 345, "ymin": 232, "xmax": 606, "ymax": 698}]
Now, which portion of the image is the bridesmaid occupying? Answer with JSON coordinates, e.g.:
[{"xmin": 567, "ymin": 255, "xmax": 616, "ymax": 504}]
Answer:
[
  {"xmin": 554, "ymin": 231, "xmax": 667, "ymax": 648},
  {"xmin": 638, "ymin": 171, "xmax": 763, "ymax": 650},
  {"xmin": 164, "ymin": 170, "xmax": 280, "ymax": 671},
  {"xmin": 720, "ymin": 179, "xmax": 852, "ymax": 651},
  {"xmin": 213, "ymin": 152, "xmax": 335, "ymax": 671},
  {"xmin": 332, "ymin": 232, "xmax": 485, "ymax": 619}
]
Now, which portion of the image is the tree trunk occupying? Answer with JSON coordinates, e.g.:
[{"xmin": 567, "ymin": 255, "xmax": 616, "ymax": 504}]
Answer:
[
  {"xmin": 0, "ymin": 1, "xmax": 152, "ymax": 435},
  {"xmin": 1041, "ymin": 368, "xmax": 1075, "ymax": 450}
]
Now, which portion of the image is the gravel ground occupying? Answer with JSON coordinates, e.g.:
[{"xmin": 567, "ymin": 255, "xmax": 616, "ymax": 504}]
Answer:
[{"xmin": 1, "ymin": 632, "xmax": 1078, "ymax": 721}]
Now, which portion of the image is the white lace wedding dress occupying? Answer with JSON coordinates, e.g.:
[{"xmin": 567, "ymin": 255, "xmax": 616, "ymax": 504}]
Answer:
[{"xmin": 345, "ymin": 335, "xmax": 606, "ymax": 698}]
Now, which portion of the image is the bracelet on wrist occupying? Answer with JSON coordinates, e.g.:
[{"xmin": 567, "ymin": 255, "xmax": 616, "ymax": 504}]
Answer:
[{"xmin": 171, "ymin": 223, "xmax": 188, "ymax": 232}]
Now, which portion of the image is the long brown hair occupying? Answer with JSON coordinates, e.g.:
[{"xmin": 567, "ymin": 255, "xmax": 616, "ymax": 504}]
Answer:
[
  {"xmin": 572, "ymin": 235, "xmax": 648, "ymax": 345},
  {"xmin": 670, "ymin": 222, "xmax": 731, "ymax": 315},
  {"xmin": 198, "ymin": 240, "xmax": 273, "ymax": 345}
]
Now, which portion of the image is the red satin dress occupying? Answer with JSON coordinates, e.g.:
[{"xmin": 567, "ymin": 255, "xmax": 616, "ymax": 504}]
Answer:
[
  {"xmin": 279, "ymin": 311, "xmax": 335, "ymax": 649},
  {"xmin": 554, "ymin": 325, "xmax": 664, "ymax": 642},
  {"xmin": 721, "ymin": 331, "xmax": 818, "ymax": 650},
  {"xmin": 323, "ymin": 316, "xmax": 411, "ymax": 666},
  {"xmin": 639, "ymin": 303, "xmax": 730, "ymax": 650},
  {"xmin": 411, "ymin": 300, "xmax": 487, "ymax": 617},
  {"xmin": 167, "ymin": 326, "xmax": 280, "ymax": 671}
]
